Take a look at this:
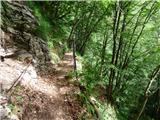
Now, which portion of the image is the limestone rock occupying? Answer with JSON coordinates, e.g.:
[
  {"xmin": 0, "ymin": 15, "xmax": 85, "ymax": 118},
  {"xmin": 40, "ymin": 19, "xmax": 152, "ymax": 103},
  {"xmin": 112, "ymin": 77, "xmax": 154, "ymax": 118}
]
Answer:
[{"xmin": 1, "ymin": 1, "xmax": 51, "ymax": 71}]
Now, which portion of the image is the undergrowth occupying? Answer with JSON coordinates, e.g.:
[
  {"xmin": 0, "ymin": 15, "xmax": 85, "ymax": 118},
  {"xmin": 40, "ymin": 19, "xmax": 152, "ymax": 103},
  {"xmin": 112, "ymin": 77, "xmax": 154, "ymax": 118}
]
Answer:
[{"xmin": 27, "ymin": 1, "xmax": 69, "ymax": 62}]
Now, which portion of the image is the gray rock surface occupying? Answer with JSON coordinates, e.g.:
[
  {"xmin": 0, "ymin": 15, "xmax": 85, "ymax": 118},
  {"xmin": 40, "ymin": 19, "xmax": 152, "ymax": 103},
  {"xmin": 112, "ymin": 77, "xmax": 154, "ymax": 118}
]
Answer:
[{"xmin": 1, "ymin": 1, "xmax": 51, "ymax": 71}]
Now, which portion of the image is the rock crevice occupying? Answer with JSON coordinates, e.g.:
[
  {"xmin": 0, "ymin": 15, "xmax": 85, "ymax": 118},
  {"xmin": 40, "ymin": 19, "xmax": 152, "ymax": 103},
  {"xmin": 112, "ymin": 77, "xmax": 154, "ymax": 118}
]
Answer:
[{"xmin": 1, "ymin": 1, "xmax": 51, "ymax": 71}]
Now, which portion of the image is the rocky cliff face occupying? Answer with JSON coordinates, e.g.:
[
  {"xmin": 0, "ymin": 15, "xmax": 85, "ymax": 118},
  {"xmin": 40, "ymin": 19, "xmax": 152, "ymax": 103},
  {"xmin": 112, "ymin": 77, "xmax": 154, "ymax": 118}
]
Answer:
[
  {"xmin": 0, "ymin": 2, "xmax": 53, "ymax": 119},
  {"xmin": 1, "ymin": 1, "xmax": 51, "ymax": 71}
]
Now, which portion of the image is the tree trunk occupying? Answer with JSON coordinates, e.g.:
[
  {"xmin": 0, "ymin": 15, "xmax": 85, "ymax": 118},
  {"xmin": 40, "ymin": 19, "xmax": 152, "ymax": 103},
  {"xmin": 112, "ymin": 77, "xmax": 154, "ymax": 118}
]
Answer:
[
  {"xmin": 136, "ymin": 65, "xmax": 160, "ymax": 120},
  {"xmin": 136, "ymin": 96, "xmax": 149, "ymax": 120}
]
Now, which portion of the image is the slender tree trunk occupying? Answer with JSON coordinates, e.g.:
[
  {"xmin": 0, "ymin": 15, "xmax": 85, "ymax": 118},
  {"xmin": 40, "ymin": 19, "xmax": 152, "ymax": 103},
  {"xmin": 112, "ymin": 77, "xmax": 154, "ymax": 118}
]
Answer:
[
  {"xmin": 67, "ymin": 14, "xmax": 85, "ymax": 48},
  {"xmin": 100, "ymin": 33, "xmax": 108, "ymax": 77},
  {"xmin": 73, "ymin": 38, "xmax": 77, "ymax": 72},
  {"xmin": 108, "ymin": 1, "xmax": 121, "ymax": 102},
  {"xmin": 136, "ymin": 65, "xmax": 160, "ymax": 120},
  {"xmin": 136, "ymin": 96, "xmax": 149, "ymax": 120},
  {"xmin": 72, "ymin": 36, "xmax": 78, "ymax": 80}
]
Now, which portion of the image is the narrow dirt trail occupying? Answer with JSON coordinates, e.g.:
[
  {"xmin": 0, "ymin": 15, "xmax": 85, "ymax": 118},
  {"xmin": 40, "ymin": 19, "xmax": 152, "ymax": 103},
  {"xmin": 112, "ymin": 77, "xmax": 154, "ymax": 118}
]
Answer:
[{"xmin": 11, "ymin": 52, "xmax": 81, "ymax": 120}]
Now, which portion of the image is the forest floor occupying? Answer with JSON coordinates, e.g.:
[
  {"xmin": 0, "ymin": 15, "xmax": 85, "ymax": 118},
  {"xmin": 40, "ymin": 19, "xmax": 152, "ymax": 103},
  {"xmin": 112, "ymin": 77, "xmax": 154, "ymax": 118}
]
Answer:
[{"xmin": 9, "ymin": 52, "xmax": 83, "ymax": 120}]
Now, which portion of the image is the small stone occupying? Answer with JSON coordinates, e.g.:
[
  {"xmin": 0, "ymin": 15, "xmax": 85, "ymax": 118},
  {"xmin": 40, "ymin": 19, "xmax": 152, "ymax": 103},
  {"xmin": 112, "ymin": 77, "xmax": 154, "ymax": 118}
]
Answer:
[{"xmin": 10, "ymin": 114, "xmax": 19, "ymax": 120}]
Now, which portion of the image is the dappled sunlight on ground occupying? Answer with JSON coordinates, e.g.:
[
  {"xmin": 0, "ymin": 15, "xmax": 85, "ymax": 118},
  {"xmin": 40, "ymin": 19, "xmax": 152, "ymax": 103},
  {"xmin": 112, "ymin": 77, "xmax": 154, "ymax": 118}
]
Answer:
[{"xmin": 1, "ymin": 51, "xmax": 81, "ymax": 120}]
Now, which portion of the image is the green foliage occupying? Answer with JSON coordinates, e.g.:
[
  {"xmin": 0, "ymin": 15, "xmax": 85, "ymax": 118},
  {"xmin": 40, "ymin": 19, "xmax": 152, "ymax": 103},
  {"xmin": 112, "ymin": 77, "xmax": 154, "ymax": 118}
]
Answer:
[
  {"xmin": 78, "ymin": 1, "xmax": 160, "ymax": 120},
  {"xmin": 26, "ymin": 1, "xmax": 160, "ymax": 120},
  {"xmin": 27, "ymin": 1, "xmax": 69, "ymax": 49},
  {"xmin": 80, "ymin": 61, "xmax": 101, "ymax": 93},
  {"xmin": 79, "ymin": 93, "xmax": 118, "ymax": 120},
  {"xmin": 8, "ymin": 103, "xmax": 15, "ymax": 111},
  {"xmin": 50, "ymin": 52, "xmax": 60, "ymax": 64}
]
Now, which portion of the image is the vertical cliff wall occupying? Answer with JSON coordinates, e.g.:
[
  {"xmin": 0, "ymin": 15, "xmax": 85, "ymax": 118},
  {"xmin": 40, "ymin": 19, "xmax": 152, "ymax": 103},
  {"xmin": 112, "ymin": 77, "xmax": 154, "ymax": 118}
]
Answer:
[{"xmin": 1, "ymin": 1, "xmax": 51, "ymax": 71}]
